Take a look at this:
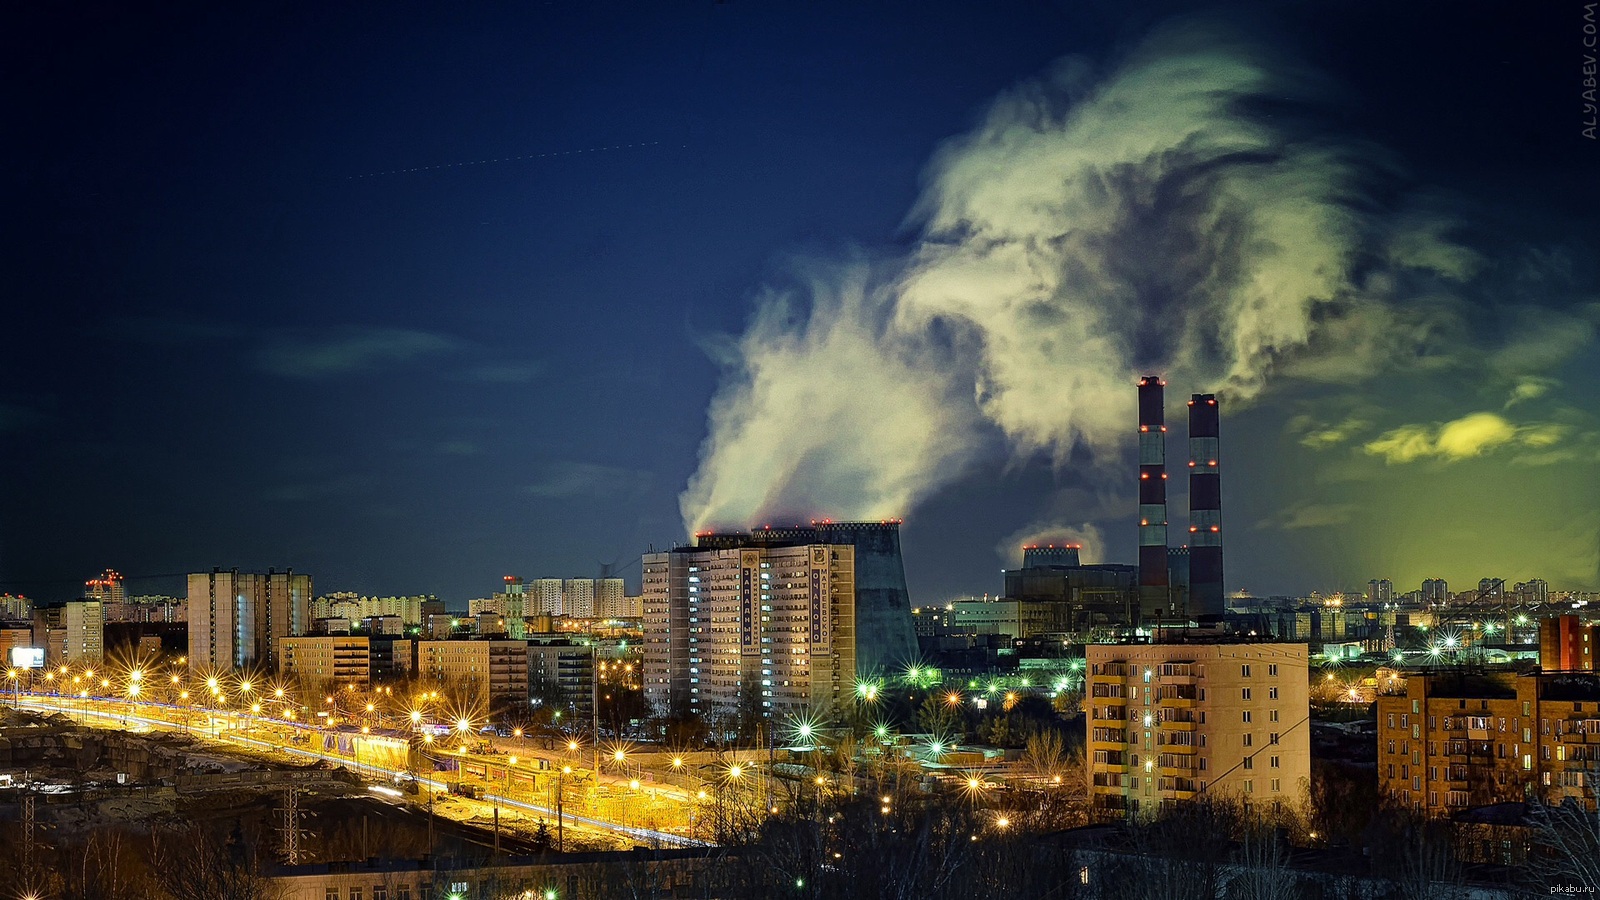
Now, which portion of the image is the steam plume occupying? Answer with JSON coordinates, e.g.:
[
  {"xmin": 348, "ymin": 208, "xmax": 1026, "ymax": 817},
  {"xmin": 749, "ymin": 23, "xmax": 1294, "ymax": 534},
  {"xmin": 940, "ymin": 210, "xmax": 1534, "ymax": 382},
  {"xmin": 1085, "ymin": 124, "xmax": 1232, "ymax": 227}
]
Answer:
[{"xmin": 682, "ymin": 22, "xmax": 1472, "ymax": 535}]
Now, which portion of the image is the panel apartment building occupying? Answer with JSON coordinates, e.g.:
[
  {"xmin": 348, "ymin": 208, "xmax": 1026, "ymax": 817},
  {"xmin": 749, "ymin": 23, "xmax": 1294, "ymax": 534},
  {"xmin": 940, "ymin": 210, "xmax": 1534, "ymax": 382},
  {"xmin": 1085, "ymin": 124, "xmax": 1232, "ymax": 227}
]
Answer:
[
  {"xmin": 1377, "ymin": 668, "xmax": 1600, "ymax": 814},
  {"xmin": 416, "ymin": 639, "xmax": 529, "ymax": 710},
  {"xmin": 187, "ymin": 569, "xmax": 311, "ymax": 671},
  {"xmin": 33, "ymin": 600, "xmax": 105, "ymax": 666},
  {"xmin": 1086, "ymin": 641, "xmax": 1311, "ymax": 820},
  {"xmin": 280, "ymin": 635, "xmax": 372, "ymax": 694},
  {"xmin": 642, "ymin": 541, "xmax": 856, "ymax": 722}
]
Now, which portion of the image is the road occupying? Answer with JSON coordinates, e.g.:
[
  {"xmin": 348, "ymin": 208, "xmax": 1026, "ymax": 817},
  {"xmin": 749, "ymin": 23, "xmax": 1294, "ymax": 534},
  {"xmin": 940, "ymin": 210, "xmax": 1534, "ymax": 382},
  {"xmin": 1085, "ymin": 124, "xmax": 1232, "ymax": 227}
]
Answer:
[{"xmin": 6, "ymin": 692, "xmax": 710, "ymax": 848}]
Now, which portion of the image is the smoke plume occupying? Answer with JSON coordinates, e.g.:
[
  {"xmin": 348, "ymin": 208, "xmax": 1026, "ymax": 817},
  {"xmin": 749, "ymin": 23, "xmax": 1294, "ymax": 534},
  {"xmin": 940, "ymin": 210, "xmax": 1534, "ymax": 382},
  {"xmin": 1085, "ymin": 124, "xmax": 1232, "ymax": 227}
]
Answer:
[{"xmin": 681, "ymin": 22, "xmax": 1475, "ymax": 536}]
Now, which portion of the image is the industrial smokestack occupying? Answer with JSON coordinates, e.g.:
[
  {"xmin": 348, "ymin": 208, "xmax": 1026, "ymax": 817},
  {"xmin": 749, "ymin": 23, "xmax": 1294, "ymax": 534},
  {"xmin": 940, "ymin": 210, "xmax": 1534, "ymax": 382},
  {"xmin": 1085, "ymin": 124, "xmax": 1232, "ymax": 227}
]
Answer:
[
  {"xmin": 1137, "ymin": 376, "xmax": 1170, "ymax": 620},
  {"xmin": 1188, "ymin": 393, "xmax": 1224, "ymax": 622}
]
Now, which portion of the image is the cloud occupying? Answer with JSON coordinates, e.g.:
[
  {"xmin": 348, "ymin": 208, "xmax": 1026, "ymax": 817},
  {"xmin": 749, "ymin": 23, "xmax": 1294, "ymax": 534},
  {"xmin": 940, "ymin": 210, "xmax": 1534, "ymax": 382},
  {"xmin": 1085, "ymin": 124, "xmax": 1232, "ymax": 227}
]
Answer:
[
  {"xmin": 456, "ymin": 362, "xmax": 542, "ymax": 384},
  {"xmin": 1260, "ymin": 502, "xmax": 1358, "ymax": 531},
  {"xmin": 527, "ymin": 461, "xmax": 654, "ymax": 499},
  {"xmin": 1298, "ymin": 416, "xmax": 1369, "ymax": 449},
  {"xmin": 1363, "ymin": 412, "xmax": 1570, "ymax": 464},
  {"xmin": 1505, "ymin": 376, "xmax": 1558, "ymax": 408},
  {"xmin": 257, "ymin": 327, "xmax": 462, "ymax": 378},
  {"xmin": 682, "ymin": 20, "xmax": 1494, "ymax": 535}
]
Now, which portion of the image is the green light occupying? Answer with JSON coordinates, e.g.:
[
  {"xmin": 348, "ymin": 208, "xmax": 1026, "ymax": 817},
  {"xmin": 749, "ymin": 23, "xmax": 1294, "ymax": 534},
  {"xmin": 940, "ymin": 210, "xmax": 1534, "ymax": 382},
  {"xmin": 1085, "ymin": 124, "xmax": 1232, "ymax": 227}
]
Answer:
[{"xmin": 545, "ymin": 891, "xmax": 557, "ymax": 900}]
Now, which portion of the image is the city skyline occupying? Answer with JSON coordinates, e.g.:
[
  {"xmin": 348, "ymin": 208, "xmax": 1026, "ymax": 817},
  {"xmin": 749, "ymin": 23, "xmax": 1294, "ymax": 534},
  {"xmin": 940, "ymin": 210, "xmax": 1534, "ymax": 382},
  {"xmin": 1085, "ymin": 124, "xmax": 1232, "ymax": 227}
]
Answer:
[{"xmin": 6, "ymin": 3, "xmax": 1597, "ymax": 605}]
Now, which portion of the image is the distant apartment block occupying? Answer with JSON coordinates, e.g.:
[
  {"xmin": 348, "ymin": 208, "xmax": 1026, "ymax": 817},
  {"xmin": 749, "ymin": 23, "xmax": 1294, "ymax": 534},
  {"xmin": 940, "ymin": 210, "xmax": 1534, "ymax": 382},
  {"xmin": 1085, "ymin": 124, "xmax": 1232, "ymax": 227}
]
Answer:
[
  {"xmin": 642, "ymin": 542, "xmax": 856, "ymax": 722},
  {"xmin": 281, "ymin": 636, "xmax": 371, "ymax": 693},
  {"xmin": 1, "ymin": 594, "xmax": 32, "ymax": 622},
  {"xmin": 311, "ymin": 593, "xmax": 438, "ymax": 625},
  {"xmin": 187, "ymin": 569, "xmax": 311, "ymax": 671},
  {"xmin": 563, "ymin": 579, "xmax": 596, "ymax": 618},
  {"xmin": 1086, "ymin": 641, "xmax": 1311, "ymax": 820}
]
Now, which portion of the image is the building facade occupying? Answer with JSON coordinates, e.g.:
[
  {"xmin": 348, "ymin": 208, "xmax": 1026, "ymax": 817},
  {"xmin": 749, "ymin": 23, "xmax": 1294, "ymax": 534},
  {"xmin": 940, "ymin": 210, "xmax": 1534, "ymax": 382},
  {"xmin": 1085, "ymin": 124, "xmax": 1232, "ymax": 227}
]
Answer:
[
  {"xmin": 186, "ymin": 569, "xmax": 311, "ymax": 671},
  {"xmin": 1377, "ymin": 669, "xmax": 1600, "ymax": 814},
  {"xmin": 1086, "ymin": 641, "xmax": 1310, "ymax": 820},
  {"xmin": 417, "ymin": 639, "xmax": 529, "ymax": 709},
  {"xmin": 642, "ymin": 542, "xmax": 856, "ymax": 722},
  {"xmin": 280, "ymin": 636, "xmax": 371, "ymax": 693},
  {"xmin": 32, "ymin": 600, "xmax": 104, "ymax": 665}
]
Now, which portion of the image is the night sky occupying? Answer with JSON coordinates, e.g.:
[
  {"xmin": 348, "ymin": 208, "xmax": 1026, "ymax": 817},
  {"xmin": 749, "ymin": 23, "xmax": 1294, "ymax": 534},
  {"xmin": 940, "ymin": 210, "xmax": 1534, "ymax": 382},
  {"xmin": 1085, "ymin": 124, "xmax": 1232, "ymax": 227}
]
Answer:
[{"xmin": 5, "ymin": 2, "xmax": 1597, "ymax": 606}]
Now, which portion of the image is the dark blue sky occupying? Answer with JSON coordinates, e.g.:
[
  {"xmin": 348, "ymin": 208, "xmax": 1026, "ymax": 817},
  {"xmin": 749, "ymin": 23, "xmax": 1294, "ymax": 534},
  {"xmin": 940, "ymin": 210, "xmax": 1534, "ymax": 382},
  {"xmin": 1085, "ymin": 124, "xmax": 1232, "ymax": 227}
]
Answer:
[{"xmin": 5, "ymin": 2, "xmax": 1597, "ymax": 605}]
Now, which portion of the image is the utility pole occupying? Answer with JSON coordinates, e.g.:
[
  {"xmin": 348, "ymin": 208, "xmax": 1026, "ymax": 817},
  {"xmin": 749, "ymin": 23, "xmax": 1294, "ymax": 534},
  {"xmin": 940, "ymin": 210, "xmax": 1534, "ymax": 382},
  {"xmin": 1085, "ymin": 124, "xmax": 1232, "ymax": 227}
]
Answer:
[
  {"xmin": 22, "ymin": 788, "xmax": 36, "ymax": 876},
  {"xmin": 281, "ymin": 786, "xmax": 300, "ymax": 864}
]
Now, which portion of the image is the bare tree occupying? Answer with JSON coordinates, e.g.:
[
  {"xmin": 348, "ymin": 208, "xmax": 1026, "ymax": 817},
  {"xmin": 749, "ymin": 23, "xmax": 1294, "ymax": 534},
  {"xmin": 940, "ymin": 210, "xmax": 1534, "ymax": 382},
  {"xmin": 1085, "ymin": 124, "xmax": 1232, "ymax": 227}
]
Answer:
[{"xmin": 151, "ymin": 822, "xmax": 283, "ymax": 900}]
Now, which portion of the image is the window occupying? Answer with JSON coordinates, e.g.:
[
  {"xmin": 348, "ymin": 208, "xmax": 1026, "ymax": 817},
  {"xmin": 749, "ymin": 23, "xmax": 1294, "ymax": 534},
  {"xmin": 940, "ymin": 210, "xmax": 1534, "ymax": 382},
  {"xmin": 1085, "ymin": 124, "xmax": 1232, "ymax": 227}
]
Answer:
[
  {"xmin": 374, "ymin": 888, "xmax": 387, "ymax": 900},
  {"xmin": 1242, "ymin": 688, "xmax": 1252, "ymax": 700},
  {"xmin": 1271, "ymin": 756, "xmax": 1279, "ymax": 768},
  {"xmin": 1268, "ymin": 664, "xmax": 1278, "ymax": 676},
  {"xmin": 1242, "ymin": 664, "xmax": 1252, "ymax": 677},
  {"xmin": 1243, "ymin": 733, "xmax": 1253, "ymax": 747},
  {"xmin": 1242, "ymin": 710, "xmax": 1252, "ymax": 723},
  {"xmin": 1270, "ymin": 732, "xmax": 1279, "ymax": 744},
  {"xmin": 1269, "ymin": 687, "xmax": 1278, "ymax": 700},
  {"xmin": 326, "ymin": 891, "xmax": 339, "ymax": 900},
  {"xmin": 1244, "ymin": 757, "xmax": 1253, "ymax": 770},
  {"xmin": 1270, "ymin": 709, "xmax": 1279, "ymax": 723},
  {"xmin": 350, "ymin": 890, "xmax": 362, "ymax": 900},
  {"xmin": 1271, "ymin": 778, "xmax": 1280, "ymax": 792}
]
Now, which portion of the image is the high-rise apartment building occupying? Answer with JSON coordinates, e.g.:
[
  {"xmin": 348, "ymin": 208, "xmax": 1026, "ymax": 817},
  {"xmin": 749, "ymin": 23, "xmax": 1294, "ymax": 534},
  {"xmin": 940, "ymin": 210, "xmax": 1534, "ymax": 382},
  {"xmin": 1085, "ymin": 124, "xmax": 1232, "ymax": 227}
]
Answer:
[
  {"xmin": 595, "ymin": 577, "xmax": 627, "ymax": 619},
  {"xmin": 1086, "ymin": 641, "xmax": 1310, "ymax": 820},
  {"xmin": 1368, "ymin": 579, "xmax": 1394, "ymax": 604},
  {"xmin": 642, "ymin": 541, "xmax": 856, "ymax": 722},
  {"xmin": 1377, "ymin": 669, "xmax": 1600, "ymax": 813},
  {"xmin": 186, "ymin": 569, "xmax": 311, "ymax": 671},
  {"xmin": 85, "ymin": 570, "xmax": 126, "ymax": 605},
  {"xmin": 530, "ymin": 579, "xmax": 564, "ymax": 615},
  {"xmin": 1, "ymin": 594, "xmax": 33, "ymax": 622},
  {"xmin": 33, "ymin": 600, "xmax": 104, "ymax": 665},
  {"xmin": 563, "ymin": 579, "xmax": 596, "ymax": 618},
  {"xmin": 1422, "ymin": 579, "xmax": 1450, "ymax": 604}
]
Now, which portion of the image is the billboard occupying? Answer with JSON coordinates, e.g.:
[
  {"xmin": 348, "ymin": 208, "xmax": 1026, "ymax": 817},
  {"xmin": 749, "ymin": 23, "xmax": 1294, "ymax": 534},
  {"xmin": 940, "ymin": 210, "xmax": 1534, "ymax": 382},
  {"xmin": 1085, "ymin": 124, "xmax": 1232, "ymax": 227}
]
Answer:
[{"xmin": 9, "ymin": 647, "xmax": 44, "ymax": 669}]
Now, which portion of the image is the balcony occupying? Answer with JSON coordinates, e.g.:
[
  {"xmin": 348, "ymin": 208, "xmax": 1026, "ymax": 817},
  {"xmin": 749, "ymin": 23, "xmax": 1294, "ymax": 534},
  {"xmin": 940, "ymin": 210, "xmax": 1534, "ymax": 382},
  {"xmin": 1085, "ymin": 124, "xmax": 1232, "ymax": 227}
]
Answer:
[
  {"xmin": 1158, "ymin": 695, "xmax": 1196, "ymax": 709},
  {"xmin": 1160, "ymin": 720, "xmax": 1196, "ymax": 732},
  {"xmin": 1092, "ymin": 662, "xmax": 1129, "ymax": 679},
  {"xmin": 1467, "ymin": 729, "xmax": 1490, "ymax": 741}
]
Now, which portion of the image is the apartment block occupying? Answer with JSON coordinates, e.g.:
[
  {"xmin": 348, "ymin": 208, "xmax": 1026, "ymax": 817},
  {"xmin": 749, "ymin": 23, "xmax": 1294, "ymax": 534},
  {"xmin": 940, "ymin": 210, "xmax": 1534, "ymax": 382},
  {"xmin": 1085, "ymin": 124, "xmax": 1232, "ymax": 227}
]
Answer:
[
  {"xmin": 1085, "ymin": 641, "xmax": 1310, "ymax": 820},
  {"xmin": 33, "ymin": 600, "xmax": 105, "ymax": 666},
  {"xmin": 187, "ymin": 569, "xmax": 311, "ymax": 671},
  {"xmin": 1377, "ymin": 669, "xmax": 1600, "ymax": 813},
  {"xmin": 528, "ymin": 639, "xmax": 595, "ymax": 717},
  {"xmin": 280, "ymin": 636, "xmax": 371, "ymax": 693},
  {"xmin": 417, "ymin": 639, "xmax": 529, "ymax": 709},
  {"xmin": 642, "ymin": 542, "xmax": 855, "ymax": 722}
]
